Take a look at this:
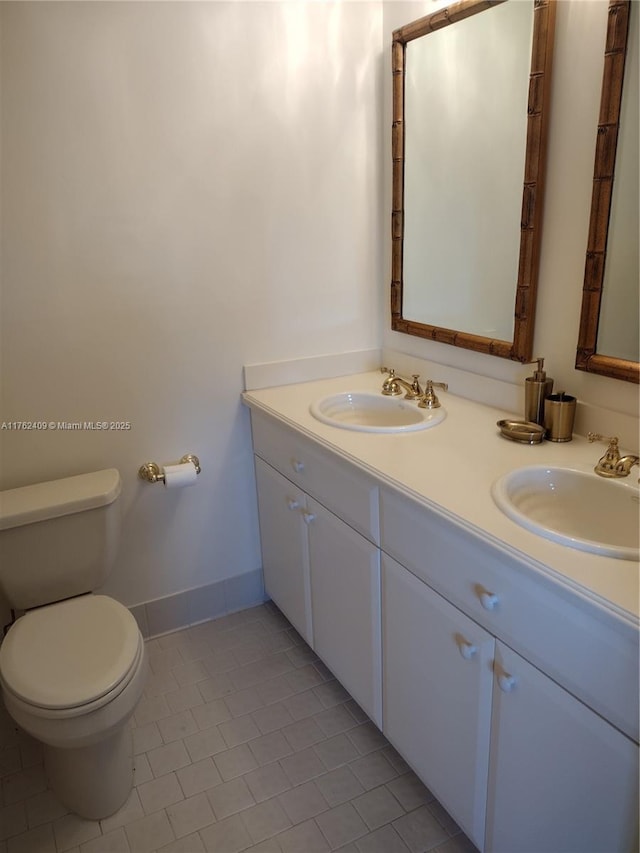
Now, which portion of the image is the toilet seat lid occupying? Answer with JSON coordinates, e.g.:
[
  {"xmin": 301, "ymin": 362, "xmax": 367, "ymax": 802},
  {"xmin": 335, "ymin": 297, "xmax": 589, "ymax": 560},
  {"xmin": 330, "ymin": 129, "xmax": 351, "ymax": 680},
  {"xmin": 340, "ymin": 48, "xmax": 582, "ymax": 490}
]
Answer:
[{"xmin": 0, "ymin": 595, "xmax": 141, "ymax": 710}]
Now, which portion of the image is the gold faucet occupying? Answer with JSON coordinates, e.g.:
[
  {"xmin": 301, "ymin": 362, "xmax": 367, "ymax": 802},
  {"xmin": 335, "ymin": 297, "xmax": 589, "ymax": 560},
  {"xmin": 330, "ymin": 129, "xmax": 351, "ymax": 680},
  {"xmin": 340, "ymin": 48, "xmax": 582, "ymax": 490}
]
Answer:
[
  {"xmin": 380, "ymin": 367, "xmax": 422, "ymax": 399},
  {"xmin": 588, "ymin": 433, "xmax": 640, "ymax": 478},
  {"xmin": 418, "ymin": 379, "xmax": 448, "ymax": 410}
]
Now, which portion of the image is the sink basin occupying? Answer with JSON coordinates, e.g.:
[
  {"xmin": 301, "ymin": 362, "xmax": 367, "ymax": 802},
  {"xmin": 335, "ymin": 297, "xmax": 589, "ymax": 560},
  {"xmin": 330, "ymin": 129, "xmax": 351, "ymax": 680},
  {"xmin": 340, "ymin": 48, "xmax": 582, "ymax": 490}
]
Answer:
[
  {"xmin": 492, "ymin": 466, "xmax": 640, "ymax": 560},
  {"xmin": 310, "ymin": 392, "xmax": 446, "ymax": 433}
]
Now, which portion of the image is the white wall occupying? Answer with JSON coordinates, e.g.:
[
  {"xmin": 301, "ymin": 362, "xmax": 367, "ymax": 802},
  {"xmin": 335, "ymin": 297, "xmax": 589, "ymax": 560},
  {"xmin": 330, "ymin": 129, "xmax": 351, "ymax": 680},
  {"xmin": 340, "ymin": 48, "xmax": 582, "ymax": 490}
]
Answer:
[
  {"xmin": 1, "ymin": 0, "xmax": 637, "ymax": 622},
  {"xmin": 0, "ymin": 2, "xmax": 383, "ymax": 609},
  {"xmin": 383, "ymin": 0, "xmax": 639, "ymax": 430}
]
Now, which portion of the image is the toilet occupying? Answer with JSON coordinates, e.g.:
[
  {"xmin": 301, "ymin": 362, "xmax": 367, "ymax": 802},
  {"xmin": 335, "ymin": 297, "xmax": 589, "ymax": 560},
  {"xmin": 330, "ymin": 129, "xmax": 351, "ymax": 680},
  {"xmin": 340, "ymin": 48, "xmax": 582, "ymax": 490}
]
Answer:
[{"xmin": 0, "ymin": 469, "xmax": 146, "ymax": 819}]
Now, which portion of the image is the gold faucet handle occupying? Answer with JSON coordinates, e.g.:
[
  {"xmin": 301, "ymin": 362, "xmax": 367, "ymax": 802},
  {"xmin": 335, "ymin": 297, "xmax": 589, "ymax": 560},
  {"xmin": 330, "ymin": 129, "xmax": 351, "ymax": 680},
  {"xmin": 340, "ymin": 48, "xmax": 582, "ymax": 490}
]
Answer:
[
  {"xmin": 418, "ymin": 379, "xmax": 448, "ymax": 409},
  {"xmin": 588, "ymin": 432, "xmax": 618, "ymax": 447},
  {"xmin": 380, "ymin": 367, "xmax": 401, "ymax": 396},
  {"xmin": 588, "ymin": 433, "xmax": 622, "ymax": 477}
]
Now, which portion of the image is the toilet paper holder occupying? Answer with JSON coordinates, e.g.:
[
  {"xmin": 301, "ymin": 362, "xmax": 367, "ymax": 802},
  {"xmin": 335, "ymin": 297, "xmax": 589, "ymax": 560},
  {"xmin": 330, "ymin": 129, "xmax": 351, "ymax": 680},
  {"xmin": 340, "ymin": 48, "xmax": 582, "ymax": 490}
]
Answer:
[{"xmin": 138, "ymin": 454, "xmax": 201, "ymax": 483}]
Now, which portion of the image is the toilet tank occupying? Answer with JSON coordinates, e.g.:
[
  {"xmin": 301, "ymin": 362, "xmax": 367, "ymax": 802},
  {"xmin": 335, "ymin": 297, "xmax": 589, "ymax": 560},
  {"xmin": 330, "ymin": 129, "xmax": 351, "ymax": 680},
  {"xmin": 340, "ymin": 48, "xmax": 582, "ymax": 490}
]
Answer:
[{"xmin": 0, "ymin": 469, "xmax": 122, "ymax": 610}]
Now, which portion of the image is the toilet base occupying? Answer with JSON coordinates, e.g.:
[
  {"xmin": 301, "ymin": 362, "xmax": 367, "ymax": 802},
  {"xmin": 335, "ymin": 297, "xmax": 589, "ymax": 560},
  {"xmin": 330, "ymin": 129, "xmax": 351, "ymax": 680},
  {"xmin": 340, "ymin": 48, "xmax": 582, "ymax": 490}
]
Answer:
[{"xmin": 44, "ymin": 721, "xmax": 134, "ymax": 819}]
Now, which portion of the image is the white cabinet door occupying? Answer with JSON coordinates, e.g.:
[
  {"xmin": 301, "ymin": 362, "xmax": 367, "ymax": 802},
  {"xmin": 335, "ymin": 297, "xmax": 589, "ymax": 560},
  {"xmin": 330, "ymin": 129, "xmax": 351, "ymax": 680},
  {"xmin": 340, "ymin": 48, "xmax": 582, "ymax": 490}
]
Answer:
[
  {"xmin": 382, "ymin": 555, "xmax": 494, "ymax": 851},
  {"xmin": 307, "ymin": 497, "xmax": 382, "ymax": 727},
  {"xmin": 254, "ymin": 458, "xmax": 313, "ymax": 645},
  {"xmin": 486, "ymin": 642, "xmax": 639, "ymax": 853}
]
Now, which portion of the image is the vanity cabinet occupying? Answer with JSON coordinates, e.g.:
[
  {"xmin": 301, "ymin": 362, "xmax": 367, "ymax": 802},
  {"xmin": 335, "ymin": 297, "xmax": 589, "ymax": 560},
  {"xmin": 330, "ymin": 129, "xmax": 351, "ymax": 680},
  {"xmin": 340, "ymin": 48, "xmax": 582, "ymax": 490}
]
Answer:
[
  {"xmin": 248, "ymin": 408, "xmax": 639, "ymax": 853},
  {"xmin": 254, "ymin": 458, "xmax": 313, "ymax": 645},
  {"xmin": 486, "ymin": 642, "xmax": 639, "ymax": 853},
  {"xmin": 382, "ymin": 554, "xmax": 494, "ymax": 850},
  {"xmin": 252, "ymin": 413, "xmax": 382, "ymax": 727},
  {"xmin": 380, "ymin": 486, "xmax": 639, "ymax": 853}
]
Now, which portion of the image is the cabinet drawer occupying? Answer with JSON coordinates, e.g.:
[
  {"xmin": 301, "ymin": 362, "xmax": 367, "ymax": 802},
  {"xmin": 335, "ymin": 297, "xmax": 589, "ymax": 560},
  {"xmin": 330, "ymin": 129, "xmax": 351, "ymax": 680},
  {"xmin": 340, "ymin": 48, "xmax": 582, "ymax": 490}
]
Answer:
[
  {"xmin": 380, "ymin": 486, "xmax": 639, "ymax": 743},
  {"xmin": 251, "ymin": 412, "xmax": 379, "ymax": 545}
]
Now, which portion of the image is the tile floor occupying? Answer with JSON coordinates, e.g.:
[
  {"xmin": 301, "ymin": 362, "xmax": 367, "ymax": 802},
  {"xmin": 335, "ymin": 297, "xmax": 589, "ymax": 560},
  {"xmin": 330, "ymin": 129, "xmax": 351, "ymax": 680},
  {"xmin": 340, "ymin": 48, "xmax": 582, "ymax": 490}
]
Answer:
[{"xmin": 0, "ymin": 602, "xmax": 478, "ymax": 853}]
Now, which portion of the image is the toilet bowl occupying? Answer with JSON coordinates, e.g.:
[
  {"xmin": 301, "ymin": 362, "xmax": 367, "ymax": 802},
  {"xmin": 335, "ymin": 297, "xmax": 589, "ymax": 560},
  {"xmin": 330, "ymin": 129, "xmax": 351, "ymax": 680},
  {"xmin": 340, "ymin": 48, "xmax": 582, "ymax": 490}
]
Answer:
[
  {"xmin": 0, "ymin": 469, "xmax": 147, "ymax": 819},
  {"xmin": 0, "ymin": 594, "xmax": 147, "ymax": 819}
]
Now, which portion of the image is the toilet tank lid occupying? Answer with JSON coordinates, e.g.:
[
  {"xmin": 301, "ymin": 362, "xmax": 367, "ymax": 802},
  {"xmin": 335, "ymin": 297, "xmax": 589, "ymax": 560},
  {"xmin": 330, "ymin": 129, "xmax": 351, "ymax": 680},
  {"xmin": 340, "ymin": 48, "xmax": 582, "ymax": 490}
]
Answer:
[{"xmin": 0, "ymin": 469, "xmax": 121, "ymax": 530}]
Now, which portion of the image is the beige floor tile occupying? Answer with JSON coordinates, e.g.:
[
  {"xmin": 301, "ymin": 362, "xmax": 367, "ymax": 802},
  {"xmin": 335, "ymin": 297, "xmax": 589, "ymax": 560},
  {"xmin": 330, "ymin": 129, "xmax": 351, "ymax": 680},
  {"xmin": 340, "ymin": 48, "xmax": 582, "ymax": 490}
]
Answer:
[
  {"xmin": 315, "ymin": 802, "xmax": 368, "ymax": 849},
  {"xmin": 349, "ymin": 752, "xmax": 397, "ymax": 791},
  {"xmin": 183, "ymin": 726, "xmax": 227, "ymax": 763},
  {"xmin": 219, "ymin": 715, "xmax": 262, "ymax": 748},
  {"xmin": 280, "ymin": 748, "xmax": 326, "ymax": 787},
  {"xmin": 199, "ymin": 813, "xmax": 253, "ymax": 853},
  {"xmin": 315, "ymin": 767, "xmax": 365, "ymax": 809},
  {"xmin": 137, "ymin": 772, "xmax": 184, "ymax": 814},
  {"xmin": 283, "ymin": 690, "xmax": 325, "ymax": 721},
  {"xmin": 392, "ymin": 806, "xmax": 449, "ymax": 853},
  {"xmin": 251, "ymin": 703, "xmax": 295, "ymax": 735},
  {"xmin": 214, "ymin": 744, "xmax": 258, "ymax": 781},
  {"xmin": 352, "ymin": 786, "xmax": 404, "ymax": 831},
  {"xmin": 225, "ymin": 688, "xmax": 265, "ymax": 719},
  {"xmin": 314, "ymin": 734, "xmax": 360, "ymax": 771},
  {"xmin": 79, "ymin": 827, "xmax": 130, "ymax": 853},
  {"xmin": 53, "ymin": 814, "xmax": 101, "ymax": 852},
  {"xmin": 166, "ymin": 792, "xmax": 215, "ymax": 838},
  {"xmin": 314, "ymin": 705, "xmax": 357, "ymax": 737},
  {"xmin": 157, "ymin": 711, "xmax": 199, "ymax": 745},
  {"xmin": 277, "ymin": 818, "xmax": 330, "ymax": 853},
  {"xmin": 176, "ymin": 758, "xmax": 222, "ymax": 798},
  {"xmin": 386, "ymin": 774, "xmax": 434, "ymax": 812},
  {"xmin": 282, "ymin": 718, "xmax": 325, "ymax": 752},
  {"xmin": 248, "ymin": 732, "xmax": 293, "ymax": 766},
  {"xmin": 192, "ymin": 700, "xmax": 232, "ymax": 731},
  {"xmin": 244, "ymin": 764, "xmax": 291, "ymax": 804},
  {"xmin": 355, "ymin": 824, "xmax": 410, "ymax": 853},
  {"xmin": 156, "ymin": 830, "xmax": 206, "ymax": 852},
  {"xmin": 99, "ymin": 789, "xmax": 145, "ymax": 834},
  {"xmin": 7, "ymin": 823, "xmax": 56, "ymax": 853},
  {"xmin": 25, "ymin": 789, "xmax": 68, "ymax": 828},
  {"xmin": 147, "ymin": 741, "xmax": 192, "ymax": 778},
  {"xmin": 240, "ymin": 798, "xmax": 291, "ymax": 844},
  {"xmin": 277, "ymin": 781, "xmax": 328, "ymax": 825},
  {"xmin": 123, "ymin": 811, "xmax": 175, "ymax": 853},
  {"xmin": 207, "ymin": 776, "xmax": 256, "ymax": 820},
  {"xmin": 0, "ymin": 802, "xmax": 27, "ymax": 842}
]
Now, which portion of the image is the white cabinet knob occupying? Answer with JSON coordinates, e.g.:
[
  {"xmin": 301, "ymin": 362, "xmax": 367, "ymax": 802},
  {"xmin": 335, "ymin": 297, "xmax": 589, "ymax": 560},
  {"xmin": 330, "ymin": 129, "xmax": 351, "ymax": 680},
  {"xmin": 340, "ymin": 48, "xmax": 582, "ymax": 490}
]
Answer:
[
  {"xmin": 479, "ymin": 591, "xmax": 499, "ymax": 611},
  {"xmin": 286, "ymin": 498, "xmax": 300, "ymax": 511},
  {"xmin": 459, "ymin": 641, "xmax": 478, "ymax": 661},
  {"xmin": 302, "ymin": 511, "xmax": 316, "ymax": 524},
  {"xmin": 498, "ymin": 672, "xmax": 517, "ymax": 693},
  {"xmin": 292, "ymin": 460, "xmax": 305, "ymax": 473}
]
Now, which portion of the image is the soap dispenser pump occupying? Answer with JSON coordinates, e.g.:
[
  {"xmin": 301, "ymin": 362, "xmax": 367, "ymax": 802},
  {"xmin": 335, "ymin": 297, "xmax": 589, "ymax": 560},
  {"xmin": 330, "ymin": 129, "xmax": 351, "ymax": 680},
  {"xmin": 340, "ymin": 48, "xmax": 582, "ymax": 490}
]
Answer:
[{"xmin": 525, "ymin": 358, "xmax": 554, "ymax": 426}]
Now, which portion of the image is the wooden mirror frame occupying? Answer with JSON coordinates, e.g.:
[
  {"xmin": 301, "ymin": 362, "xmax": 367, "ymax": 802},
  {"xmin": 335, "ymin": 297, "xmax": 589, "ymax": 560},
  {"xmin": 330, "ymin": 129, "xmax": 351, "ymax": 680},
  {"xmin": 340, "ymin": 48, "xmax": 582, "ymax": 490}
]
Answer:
[
  {"xmin": 575, "ymin": 0, "xmax": 639, "ymax": 384},
  {"xmin": 391, "ymin": 0, "xmax": 556, "ymax": 362}
]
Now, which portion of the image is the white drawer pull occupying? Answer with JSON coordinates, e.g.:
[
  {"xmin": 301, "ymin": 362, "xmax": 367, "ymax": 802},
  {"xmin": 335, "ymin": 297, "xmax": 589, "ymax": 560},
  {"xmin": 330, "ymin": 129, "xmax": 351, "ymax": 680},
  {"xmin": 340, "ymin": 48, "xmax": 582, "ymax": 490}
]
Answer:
[
  {"xmin": 286, "ymin": 498, "xmax": 300, "ymax": 511},
  {"xmin": 479, "ymin": 591, "xmax": 499, "ymax": 611},
  {"xmin": 498, "ymin": 672, "xmax": 517, "ymax": 693},
  {"xmin": 292, "ymin": 460, "xmax": 305, "ymax": 473},
  {"xmin": 459, "ymin": 642, "xmax": 478, "ymax": 661},
  {"xmin": 302, "ymin": 511, "xmax": 316, "ymax": 524}
]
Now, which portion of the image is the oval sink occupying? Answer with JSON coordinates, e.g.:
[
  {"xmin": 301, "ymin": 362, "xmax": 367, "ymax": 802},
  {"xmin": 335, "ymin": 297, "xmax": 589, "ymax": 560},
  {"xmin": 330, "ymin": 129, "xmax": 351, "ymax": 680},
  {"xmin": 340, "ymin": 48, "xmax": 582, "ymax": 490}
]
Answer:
[
  {"xmin": 492, "ymin": 466, "xmax": 640, "ymax": 560},
  {"xmin": 310, "ymin": 392, "xmax": 446, "ymax": 433}
]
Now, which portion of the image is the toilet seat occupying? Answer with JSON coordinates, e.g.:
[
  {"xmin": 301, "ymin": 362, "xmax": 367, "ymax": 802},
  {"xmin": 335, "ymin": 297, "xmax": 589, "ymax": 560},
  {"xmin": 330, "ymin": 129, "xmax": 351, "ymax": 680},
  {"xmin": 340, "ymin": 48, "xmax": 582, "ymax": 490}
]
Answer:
[{"xmin": 0, "ymin": 595, "xmax": 142, "ymax": 716}]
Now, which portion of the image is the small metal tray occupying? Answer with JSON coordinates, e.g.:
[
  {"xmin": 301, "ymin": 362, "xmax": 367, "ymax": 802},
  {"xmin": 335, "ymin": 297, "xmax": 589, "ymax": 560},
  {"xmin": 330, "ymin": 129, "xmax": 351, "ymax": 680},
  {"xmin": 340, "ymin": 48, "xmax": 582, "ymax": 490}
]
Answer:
[{"xmin": 497, "ymin": 419, "xmax": 545, "ymax": 445}]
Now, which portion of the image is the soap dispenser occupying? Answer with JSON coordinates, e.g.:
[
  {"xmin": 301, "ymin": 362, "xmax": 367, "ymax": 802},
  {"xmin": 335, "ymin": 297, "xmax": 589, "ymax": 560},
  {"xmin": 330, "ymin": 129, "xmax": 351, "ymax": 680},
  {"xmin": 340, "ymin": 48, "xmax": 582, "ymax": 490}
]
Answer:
[{"xmin": 525, "ymin": 358, "xmax": 553, "ymax": 426}]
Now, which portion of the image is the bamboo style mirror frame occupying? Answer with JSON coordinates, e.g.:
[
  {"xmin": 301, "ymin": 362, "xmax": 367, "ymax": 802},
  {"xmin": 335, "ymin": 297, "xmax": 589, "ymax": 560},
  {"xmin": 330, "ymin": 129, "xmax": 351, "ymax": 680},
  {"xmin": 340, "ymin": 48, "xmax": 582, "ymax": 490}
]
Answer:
[
  {"xmin": 391, "ymin": 0, "xmax": 556, "ymax": 362},
  {"xmin": 575, "ymin": 0, "xmax": 639, "ymax": 384}
]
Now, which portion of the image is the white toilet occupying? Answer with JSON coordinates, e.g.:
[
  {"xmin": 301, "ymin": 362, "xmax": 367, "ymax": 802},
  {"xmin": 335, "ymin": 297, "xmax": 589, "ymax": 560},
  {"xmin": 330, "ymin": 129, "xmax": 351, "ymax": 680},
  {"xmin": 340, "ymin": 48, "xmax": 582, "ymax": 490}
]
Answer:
[{"xmin": 0, "ymin": 469, "xmax": 146, "ymax": 819}]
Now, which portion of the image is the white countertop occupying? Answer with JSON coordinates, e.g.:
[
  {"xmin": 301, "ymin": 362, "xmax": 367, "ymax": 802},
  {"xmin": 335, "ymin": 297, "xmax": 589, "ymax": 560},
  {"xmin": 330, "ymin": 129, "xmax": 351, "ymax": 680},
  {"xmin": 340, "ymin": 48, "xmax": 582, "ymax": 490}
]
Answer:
[{"xmin": 243, "ymin": 371, "xmax": 639, "ymax": 623}]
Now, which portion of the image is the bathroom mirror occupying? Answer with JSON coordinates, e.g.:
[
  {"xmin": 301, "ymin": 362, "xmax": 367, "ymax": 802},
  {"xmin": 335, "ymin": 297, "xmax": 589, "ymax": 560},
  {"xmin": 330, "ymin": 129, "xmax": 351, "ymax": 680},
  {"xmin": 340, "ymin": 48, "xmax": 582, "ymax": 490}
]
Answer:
[
  {"xmin": 576, "ymin": 0, "xmax": 639, "ymax": 384},
  {"xmin": 391, "ymin": 0, "xmax": 556, "ymax": 362}
]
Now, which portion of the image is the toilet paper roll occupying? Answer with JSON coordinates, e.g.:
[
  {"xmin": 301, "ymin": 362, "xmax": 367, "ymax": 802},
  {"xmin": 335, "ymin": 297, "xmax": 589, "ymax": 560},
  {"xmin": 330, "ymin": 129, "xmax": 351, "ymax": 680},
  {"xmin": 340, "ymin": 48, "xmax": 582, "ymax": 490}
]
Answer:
[{"xmin": 163, "ymin": 462, "xmax": 198, "ymax": 488}]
